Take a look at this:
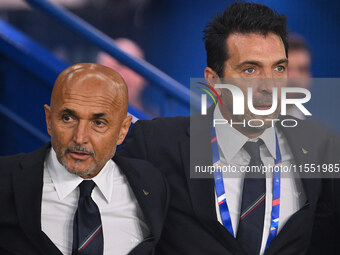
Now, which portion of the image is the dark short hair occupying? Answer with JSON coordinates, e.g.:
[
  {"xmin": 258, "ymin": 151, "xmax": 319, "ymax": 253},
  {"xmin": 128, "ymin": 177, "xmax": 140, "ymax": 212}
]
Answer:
[
  {"xmin": 288, "ymin": 34, "xmax": 310, "ymax": 53},
  {"xmin": 203, "ymin": 2, "xmax": 288, "ymax": 77}
]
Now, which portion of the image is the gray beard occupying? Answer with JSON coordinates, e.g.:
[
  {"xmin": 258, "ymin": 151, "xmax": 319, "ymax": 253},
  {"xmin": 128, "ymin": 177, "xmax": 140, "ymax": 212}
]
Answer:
[{"xmin": 60, "ymin": 157, "xmax": 99, "ymax": 177}]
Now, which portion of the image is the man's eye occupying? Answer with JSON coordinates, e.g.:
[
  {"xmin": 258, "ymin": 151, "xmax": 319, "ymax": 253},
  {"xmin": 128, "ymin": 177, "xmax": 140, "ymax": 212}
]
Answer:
[
  {"xmin": 244, "ymin": 67, "xmax": 255, "ymax": 74},
  {"xmin": 94, "ymin": 120, "xmax": 104, "ymax": 126},
  {"xmin": 62, "ymin": 115, "xmax": 73, "ymax": 122},
  {"xmin": 275, "ymin": 66, "xmax": 285, "ymax": 72}
]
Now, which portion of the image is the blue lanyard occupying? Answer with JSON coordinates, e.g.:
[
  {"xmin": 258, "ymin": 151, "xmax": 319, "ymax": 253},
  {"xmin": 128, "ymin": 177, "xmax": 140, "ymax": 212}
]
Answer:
[{"xmin": 212, "ymin": 126, "xmax": 281, "ymax": 250}]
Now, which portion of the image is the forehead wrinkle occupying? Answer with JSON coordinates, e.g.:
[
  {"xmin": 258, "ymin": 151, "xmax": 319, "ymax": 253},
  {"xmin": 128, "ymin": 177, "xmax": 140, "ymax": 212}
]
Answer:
[
  {"xmin": 62, "ymin": 97, "xmax": 117, "ymax": 114},
  {"xmin": 62, "ymin": 99, "xmax": 114, "ymax": 109},
  {"xmin": 63, "ymin": 90, "xmax": 117, "ymax": 105},
  {"xmin": 61, "ymin": 93, "xmax": 123, "ymax": 117}
]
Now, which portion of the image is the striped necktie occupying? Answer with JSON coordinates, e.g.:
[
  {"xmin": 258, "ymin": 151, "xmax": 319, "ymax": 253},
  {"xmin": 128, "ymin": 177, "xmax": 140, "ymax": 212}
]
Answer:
[
  {"xmin": 72, "ymin": 180, "xmax": 103, "ymax": 255},
  {"xmin": 237, "ymin": 140, "xmax": 266, "ymax": 255}
]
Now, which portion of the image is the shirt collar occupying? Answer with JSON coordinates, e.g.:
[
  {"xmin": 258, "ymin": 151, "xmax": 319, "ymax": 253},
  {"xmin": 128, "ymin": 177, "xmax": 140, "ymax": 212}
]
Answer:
[
  {"xmin": 92, "ymin": 159, "xmax": 114, "ymax": 203},
  {"xmin": 46, "ymin": 148, "xmax": 114, "ymax": 203},
  {"xmin": 213, "ymin": 106, "xmax": 276, "ymax": 161},
  {"xmin": 258, "ymin": 125, "xmax": 276, "ymax": 159}
]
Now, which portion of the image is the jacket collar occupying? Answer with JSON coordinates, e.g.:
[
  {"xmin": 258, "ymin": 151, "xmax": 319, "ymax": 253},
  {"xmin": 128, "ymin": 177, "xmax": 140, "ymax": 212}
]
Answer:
[
  {"xmin": 276, "ymin": 117, "xmax": 322, "ymax": 205},
  {"xmin": 113, "ymin": 155, "xmax": 168, "ymax": 255},
  {"xmin": 113, "ymin": 155, "xmax": 167, "ymax": 242}
]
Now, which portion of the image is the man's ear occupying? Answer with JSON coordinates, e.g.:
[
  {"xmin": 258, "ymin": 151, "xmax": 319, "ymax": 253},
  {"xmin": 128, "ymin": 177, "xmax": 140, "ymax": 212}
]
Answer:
[
  {"xmin": 204, "ymin": 67, "xmax": 221, "ymax": 96},
  {"xmin": 116, "ymin": 115, "xmax": 132, "ymax": 145},
  {"xmin": 44, "ymin": 104, "xmax": 52, "ymax": 136},
  {"xmin": 204, "ymin": 67, "xmax": 219, "ymax": 79}
]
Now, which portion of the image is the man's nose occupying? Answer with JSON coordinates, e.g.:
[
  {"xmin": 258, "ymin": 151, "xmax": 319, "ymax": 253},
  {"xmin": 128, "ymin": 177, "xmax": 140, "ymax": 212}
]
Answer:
[
  {"xmin": 73, "ymin": 120, "xmax": 89, "ymax": 145},
  {"xmin": 256, "ymin": 76, "xmax": 274, "ymax": 94}
]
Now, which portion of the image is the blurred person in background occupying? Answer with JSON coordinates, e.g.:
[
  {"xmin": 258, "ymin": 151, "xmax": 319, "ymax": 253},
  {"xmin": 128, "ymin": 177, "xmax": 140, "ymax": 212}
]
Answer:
[
  {"xmin": 97, "ymin": 38, "xmax": 149, "ymax": 114},
  {"xmin": 287, "ymin": 34, "xmax": 312, "ymax": 119}
]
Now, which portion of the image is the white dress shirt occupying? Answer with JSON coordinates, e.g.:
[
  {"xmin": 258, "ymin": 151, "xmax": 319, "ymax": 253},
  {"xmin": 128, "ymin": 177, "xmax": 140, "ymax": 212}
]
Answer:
[
  {"xmin": 213, "ymin": 106, "xmax": 306, "ymax": 255},
  {"xmin": 41, "ymin": 149, "xmax": 150, "ymax": 255}
]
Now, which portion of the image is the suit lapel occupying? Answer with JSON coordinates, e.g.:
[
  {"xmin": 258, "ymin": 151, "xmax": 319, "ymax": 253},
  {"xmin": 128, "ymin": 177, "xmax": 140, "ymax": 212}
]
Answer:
[
  {"xmin": 181, "ymin": 108, "xmax": 246, "ymax": 254},
  {"xmin": 12, "ymin": 143, "xmax": 62, "ymax": 255},
  {"xmin": 265, "ymin": 119, "xmax": 322, "ymax": 254},
  {"xmin": 114, "ymin": 156, "xmax": 166, "ymax": 246},
  {"xmin": 277, "ymin": 119, "xmax": 321, "ymax": 205}
]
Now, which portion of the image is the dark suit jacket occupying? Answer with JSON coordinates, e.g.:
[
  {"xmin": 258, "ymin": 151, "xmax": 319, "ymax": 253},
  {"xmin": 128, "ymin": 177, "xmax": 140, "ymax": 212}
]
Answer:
[
  {"xmin": 118, "ymin": 108, "xmax": 332, "ymax": 255},
  {"xmin": 307, "ymin": 135, "xmax": 340, "ymax": 255},
  {"xmin": 0, "ymin": 143, "xmax": 169, "ymax": 255}
]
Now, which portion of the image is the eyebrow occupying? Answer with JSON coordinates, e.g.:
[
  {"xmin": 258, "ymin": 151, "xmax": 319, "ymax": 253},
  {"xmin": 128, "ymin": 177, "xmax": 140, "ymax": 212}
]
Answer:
[
  {"xmin": 61, "ymin": 108, "xmax": 77, "ymax": 116},
  {"xmin": 92, "ymin": 113, "xmax": 107, "ymax": 118},
  {"xmin": 274, "ymin": 59, "xmax": 289, "ymax": 66},
  {"xmin": 236, "ymin": 58, "xmax": 289, "ymax": 69},
  {"xmin": 236, "ymin": 61, "xmax": 263, "ymax": 69}
]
